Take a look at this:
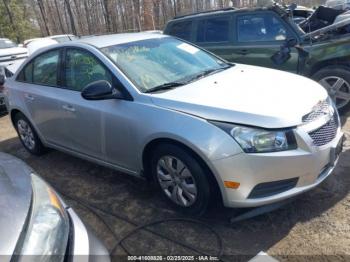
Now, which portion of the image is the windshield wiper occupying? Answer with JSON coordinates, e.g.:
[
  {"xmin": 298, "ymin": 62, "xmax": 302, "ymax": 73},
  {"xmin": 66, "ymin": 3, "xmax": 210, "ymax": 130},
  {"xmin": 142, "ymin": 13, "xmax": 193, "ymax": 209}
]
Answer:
[
  {"xmin": 144, "ymin": 82, "xmax": 185, "ymax": 93},
  {"xmin": 187, "ymin": 67, "xmax": 230, "ymax": 82}
]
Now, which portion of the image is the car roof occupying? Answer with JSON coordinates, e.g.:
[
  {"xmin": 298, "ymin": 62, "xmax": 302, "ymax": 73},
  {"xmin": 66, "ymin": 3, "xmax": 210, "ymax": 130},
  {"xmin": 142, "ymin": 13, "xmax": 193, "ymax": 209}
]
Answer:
[
  {"xmin": 76, "ymin": 32, "xmax": 168, "ymax": 48},
  {"xmin": 170, "ymin": 6, "xmax": 282, "ymax": 21}
]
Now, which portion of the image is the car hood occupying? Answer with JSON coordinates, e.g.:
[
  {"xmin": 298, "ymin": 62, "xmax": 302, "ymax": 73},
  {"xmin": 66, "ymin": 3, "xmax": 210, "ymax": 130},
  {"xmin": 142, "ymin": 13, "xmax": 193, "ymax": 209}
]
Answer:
[
  {"xmin": 0, "ymin": 47, "xmax": 27, "ymax": 56},
  {"xmin": 0, "ymin": 153, "xmax": 32, "ymax": 258},
  {"xmin": 150, "ymin": 64, "xmax": 328, "ymax": 128}
]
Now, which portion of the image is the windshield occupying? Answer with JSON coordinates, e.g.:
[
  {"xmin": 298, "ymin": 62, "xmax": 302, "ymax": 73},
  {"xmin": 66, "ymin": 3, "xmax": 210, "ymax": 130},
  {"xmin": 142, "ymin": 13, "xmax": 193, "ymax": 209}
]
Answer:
[
  {"xmin": 0, "ymin": 39, "xmax": 17, "ymax": 49},
  {"xmin": 100, "ymin": 37, "xmax": 229, "ymax": 92}
]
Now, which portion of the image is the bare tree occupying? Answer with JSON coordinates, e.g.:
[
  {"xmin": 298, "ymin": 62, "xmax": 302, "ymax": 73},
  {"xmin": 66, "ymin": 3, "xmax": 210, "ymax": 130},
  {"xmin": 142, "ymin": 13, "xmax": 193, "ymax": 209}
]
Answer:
[{"xmin": 64, "ymin": 0, "xmax": 77, "ymax": 35}]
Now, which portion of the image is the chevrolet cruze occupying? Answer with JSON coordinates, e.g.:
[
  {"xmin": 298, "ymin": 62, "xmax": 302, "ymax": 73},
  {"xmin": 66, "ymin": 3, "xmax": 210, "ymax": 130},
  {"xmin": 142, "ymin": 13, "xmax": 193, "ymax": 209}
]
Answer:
[{"xmin": 3, "ymin": 33, "xmax": 344, "ymax": 215}]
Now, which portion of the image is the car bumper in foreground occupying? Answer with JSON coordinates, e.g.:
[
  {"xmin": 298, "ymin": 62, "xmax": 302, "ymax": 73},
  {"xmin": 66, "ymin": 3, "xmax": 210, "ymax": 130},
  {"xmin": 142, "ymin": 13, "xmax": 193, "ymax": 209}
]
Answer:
[
  {"xmin": 67, "ymin": 207, "xmax": 110, "ymax": 262},
  {"xmin": 212, "ymin": 129, "xmax": 344, "ymax": 208}
]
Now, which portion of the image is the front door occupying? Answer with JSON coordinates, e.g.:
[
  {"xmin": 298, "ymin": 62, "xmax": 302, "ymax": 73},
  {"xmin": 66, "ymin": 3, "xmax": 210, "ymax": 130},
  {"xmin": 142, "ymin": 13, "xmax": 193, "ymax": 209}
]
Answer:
[
  {"xmin": 59, "ymin": 48, "xmax": 136, "ymax": 171},
  {"xmin": 230, "ymin": 12, "xmax": 299, "ymax": 73},
  {"xmin": 58, "ymin": 48, "xmax": 114, "ymax": 159}
]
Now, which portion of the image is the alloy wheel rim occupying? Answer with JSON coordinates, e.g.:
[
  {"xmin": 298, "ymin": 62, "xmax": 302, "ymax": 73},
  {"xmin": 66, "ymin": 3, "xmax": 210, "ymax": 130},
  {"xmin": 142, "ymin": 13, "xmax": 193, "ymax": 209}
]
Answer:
[
  {"xmin": 17, "ymin": 120, "xmax": 35, "ymax": 150},
  {"xmin": 156, "ymin": 156, "xmax": 197, "ymax": 207},
  {"xmin": 319, "ymin": 76, "xmax": 350, "ymax": 109}
]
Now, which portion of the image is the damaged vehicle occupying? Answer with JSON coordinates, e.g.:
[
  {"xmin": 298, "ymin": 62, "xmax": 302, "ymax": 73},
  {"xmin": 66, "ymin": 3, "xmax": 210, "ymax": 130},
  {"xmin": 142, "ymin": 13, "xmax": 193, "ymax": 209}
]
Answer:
[
  {"xmin": 164, "ymin": 5, "xmax": 350, "ymax": 109},
  {"xmin": 3, "ymin": 33, "xmax": 344, "ymax": 215},
  {"xmin": 326, "ymin": 0, "xmax": 350, "ymax": 10},
  {"xmin": 290, "ymin": 5, "xmax": 314, "ymax": 25},
  {"xmin": 298, "ymin": 5, "xmax": 347, "ymax": 32}
]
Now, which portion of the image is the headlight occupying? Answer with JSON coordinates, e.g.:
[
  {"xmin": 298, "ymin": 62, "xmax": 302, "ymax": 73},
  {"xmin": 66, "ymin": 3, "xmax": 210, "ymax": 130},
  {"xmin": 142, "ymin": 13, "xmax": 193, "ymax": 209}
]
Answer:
[
  {"xmin": 210, "ymin": 121, "xmax": 297, "ymax": 153},
  {"xmin": 19, "ymin": 174, "xmax": 69, "ymax": 260}
]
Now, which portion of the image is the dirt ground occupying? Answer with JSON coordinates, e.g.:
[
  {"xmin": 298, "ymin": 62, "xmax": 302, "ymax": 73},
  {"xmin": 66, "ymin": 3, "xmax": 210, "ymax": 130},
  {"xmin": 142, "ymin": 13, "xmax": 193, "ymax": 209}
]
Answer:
[{"xmin": 1, "ymin": 111, "xmax": 350, "ymax": 261}]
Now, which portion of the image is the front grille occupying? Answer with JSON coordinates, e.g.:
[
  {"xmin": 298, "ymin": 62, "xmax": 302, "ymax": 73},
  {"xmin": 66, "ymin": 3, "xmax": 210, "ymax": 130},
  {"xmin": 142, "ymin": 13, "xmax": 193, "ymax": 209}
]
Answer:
[
  {"xmin": 248, "ymin": 178, "xmax": 299, "ymax": 199},
  {"xmin": 309, "ymin": 115, "xmax": 338, "ymax": 146},
  {"xmin": 303, "ymin": 100, "xmax": 331, "ymax": 123}
]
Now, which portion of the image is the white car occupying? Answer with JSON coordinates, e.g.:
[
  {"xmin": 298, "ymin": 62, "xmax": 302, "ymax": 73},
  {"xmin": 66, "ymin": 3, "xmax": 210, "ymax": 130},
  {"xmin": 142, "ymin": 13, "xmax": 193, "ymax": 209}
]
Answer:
[
  {"xmin": 0, "ymin": 38, "xmax": 28, "ymax": 67},
  {"xmin": 26, "ymin": 38, "xmax": 59, "ymax": 56},
  {"xmin": 25, "ymin": 35, "xmax": 77, "ymax": 55}
]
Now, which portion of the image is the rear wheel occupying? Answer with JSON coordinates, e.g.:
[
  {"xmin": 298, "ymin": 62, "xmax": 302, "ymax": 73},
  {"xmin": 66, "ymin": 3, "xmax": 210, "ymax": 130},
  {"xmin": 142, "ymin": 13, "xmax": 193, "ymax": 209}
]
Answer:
[
  {"xmin": 313, "ymin": 66, "xmax": 350, "ymax": 110},
  {"xmin": 14, "ymin": 113, "xmax": 46, "ymax": 155},
  {"xmin": 151, "ymin": 144, "xmax": 211, "ymax": 215}
]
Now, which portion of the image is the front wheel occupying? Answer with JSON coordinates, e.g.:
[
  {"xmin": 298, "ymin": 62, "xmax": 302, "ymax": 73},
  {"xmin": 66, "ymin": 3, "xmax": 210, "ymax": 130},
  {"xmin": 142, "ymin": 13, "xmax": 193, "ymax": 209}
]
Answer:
[
  {"xmin": 151, "ymin": 144, "xmax": 211, "ymax": 216},
  {"xmin": 312, "ymin": 66, "xmax": 350, "ymax": 110}
]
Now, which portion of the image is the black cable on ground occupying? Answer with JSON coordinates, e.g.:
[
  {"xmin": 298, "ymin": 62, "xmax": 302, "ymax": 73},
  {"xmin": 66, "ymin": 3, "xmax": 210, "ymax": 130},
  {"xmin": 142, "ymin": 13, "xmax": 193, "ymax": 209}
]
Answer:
[{"xmin": 59, "ymin": 191, "xmax": 226, "ymax": 261}]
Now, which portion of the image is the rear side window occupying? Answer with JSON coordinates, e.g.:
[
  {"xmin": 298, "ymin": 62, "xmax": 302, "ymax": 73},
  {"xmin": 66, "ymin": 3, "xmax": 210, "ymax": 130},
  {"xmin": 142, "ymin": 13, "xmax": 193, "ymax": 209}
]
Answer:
[
  {"xmin": 168, "ymin": 21, "xmax": 193, "ymax": 41},
  {"xmin": 197, "ymin": 17, "xmax": 230, "ymax": 43},
  {"xmin": 33, "ymin": 50, "xmax": 60, "ymax": 86},
  {"xmin": 17, "ymin": 62, "xmax": 33, "ymax": 82},
  {"xmin": 237, "ymin": 13, "xmax": 287, "ymax": 42},
  {"xmin": 23, "ymin": 62, "xmax": 33, "ymax": 82},
  {"xmin": 64, "ymin": 49, "xmax": 112, "ymax": 92}
]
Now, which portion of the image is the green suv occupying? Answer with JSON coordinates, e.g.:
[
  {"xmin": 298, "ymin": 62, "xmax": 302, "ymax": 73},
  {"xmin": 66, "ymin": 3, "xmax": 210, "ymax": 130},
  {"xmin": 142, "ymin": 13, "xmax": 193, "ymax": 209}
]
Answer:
[{"xmin": 164, "ymin": 6, "xmax": 350, "ymax": 109}]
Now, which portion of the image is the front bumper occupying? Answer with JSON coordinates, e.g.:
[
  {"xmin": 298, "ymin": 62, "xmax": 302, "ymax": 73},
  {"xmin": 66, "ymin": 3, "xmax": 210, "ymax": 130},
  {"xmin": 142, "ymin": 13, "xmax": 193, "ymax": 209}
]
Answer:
[
  {"xmin": 212, "ymin": 123, "xmax": 344, "ymax": 208},
  {"xmin": 66, "ymin": 208, "xmax": 110, "ymax": 262}
]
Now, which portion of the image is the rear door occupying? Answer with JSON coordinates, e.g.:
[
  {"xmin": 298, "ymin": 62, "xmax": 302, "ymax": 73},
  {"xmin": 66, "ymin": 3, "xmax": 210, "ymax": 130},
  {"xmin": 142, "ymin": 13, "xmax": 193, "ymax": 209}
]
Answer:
[
  {"xmin": 230, "ymin": 11, "xmax": 299, "ymax": 73},
  {"xmin": 16, "ymin": 49, "xmax": 66, "ymax": 145},
  {"xmin": 193, "ymin": 15, "xmax": 234, "ymax": 61}
]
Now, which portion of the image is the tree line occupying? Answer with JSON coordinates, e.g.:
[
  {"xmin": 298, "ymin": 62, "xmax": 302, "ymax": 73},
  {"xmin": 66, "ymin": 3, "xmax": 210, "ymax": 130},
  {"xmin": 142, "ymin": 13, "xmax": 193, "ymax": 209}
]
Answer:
[{"xmin": 1, "ymin": 0, "xmax": 326, "ymax": 43}]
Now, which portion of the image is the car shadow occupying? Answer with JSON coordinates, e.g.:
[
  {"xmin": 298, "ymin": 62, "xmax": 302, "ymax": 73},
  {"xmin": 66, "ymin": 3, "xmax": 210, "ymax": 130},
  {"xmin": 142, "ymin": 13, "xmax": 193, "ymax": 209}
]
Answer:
[{"xmin": 0, "ymin": 133, "xmax": 349, "ymax": 258}]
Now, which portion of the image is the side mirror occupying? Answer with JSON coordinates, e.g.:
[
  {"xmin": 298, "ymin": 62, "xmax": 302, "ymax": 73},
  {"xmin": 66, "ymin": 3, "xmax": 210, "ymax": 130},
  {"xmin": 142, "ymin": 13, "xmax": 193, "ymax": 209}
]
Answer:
[
  {"xmin": 81, "ymin": 80, "xmax": 123, "ymax": 100},
  {"xmin": 271, "ymin": 38, "xmax": 298, "ymax": 65}
]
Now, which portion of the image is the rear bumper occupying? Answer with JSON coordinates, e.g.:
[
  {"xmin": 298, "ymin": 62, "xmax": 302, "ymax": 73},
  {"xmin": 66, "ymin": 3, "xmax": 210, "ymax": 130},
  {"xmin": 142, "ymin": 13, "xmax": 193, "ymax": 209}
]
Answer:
[{"xmin": 66, "ymin": 208, "xmax": 110, "ymax": 262}]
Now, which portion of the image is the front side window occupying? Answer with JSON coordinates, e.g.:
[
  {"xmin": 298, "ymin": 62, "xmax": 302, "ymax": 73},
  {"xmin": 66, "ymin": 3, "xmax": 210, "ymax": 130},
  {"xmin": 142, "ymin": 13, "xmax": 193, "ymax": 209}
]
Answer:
[
  {"xmin": 101, "ymin": 37, "xmax": 229, "ymax": 92},
  {"xmin": 197, "ymin": 17, "xmax": 230, "ymax": 42},
  {"xmin": 168, "ymin": 21, "xmax": 193, "ymax": 41},
  {"xmin": 64, "ymin": 49, "xmax": 112, "ymax": 92},
  {"xmin": 33, "ymin": 50, "xmax": 59, "ymax": 86},
  {"xmin": 237, "ymin": 14, "xmax": 287, "ymax": 42}
]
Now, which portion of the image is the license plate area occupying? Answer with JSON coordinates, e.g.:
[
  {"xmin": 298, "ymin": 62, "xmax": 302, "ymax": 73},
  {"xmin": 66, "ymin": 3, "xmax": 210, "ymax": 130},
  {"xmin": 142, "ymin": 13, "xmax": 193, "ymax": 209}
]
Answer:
[{"xmin": 330, "ymin": 136, "xmax": 344, "ymax": 166}]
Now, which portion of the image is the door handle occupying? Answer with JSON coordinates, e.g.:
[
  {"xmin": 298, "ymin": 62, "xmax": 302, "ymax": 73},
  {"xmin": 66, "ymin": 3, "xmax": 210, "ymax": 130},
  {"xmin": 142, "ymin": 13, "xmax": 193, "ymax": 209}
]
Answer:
[
  {"xmin": 24, "ymin": 94, "xmax": 34, "ymax": 101},
  {"xmin": 235, "ymin": 49, "xmax": 249, "ymax": 55},
  {"xmin": 62, "ymin": 104, "xmax": 76, "ymax": 112}
]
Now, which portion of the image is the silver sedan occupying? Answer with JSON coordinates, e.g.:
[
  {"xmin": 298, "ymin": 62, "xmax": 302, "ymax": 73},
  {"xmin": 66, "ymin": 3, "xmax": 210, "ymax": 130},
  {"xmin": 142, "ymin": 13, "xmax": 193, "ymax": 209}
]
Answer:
[{"xmin": 4, "ymin": 33, "xmax": 343, "ymax": 215}]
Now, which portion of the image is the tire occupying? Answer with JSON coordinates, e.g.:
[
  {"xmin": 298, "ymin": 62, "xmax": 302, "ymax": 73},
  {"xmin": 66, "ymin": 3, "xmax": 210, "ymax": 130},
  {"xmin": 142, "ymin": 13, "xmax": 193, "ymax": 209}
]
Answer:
[
  {"xmin": 14, "ymin": 112, "xmax": 46, "ymax": 155},
  {"xmin": 151, "ymin": 143, "xmax": 211, "ymax": 216},
  {"xmin": 312, "ymin": 66, "xmax": 350, "ymax": 111}
]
